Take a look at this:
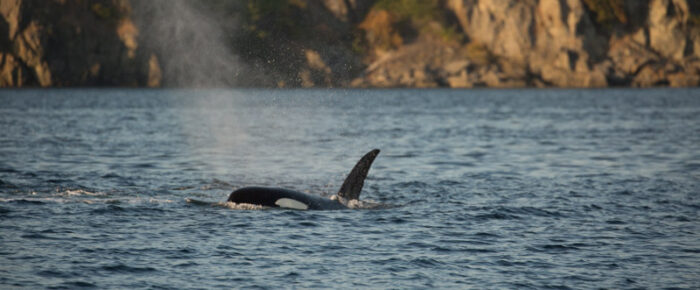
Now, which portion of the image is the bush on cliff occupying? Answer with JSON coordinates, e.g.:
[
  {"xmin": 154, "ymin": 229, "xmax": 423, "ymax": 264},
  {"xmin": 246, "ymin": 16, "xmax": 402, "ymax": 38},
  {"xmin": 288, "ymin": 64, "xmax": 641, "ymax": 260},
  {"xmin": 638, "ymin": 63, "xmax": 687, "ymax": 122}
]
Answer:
[
  {"xmin": 358, "ymin": 0, "xmax": 461, "ymax": 53},
  {"xmin": 582, "ymin": 0, "xmax": 627, "ymax": 26}
]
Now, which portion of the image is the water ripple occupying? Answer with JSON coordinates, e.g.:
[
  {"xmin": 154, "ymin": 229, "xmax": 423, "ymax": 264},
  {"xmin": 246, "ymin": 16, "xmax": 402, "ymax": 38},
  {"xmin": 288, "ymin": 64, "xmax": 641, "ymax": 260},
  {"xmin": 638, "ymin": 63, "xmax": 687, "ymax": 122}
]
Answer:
[{"xmin": 1, "ymin": 89, "xmax": 699, "ymax": 289}]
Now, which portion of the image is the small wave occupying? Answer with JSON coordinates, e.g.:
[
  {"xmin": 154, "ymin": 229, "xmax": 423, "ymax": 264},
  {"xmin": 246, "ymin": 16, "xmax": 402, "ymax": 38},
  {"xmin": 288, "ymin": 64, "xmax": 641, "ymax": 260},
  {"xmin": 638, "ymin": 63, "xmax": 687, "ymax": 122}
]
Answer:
[
  {"xmin": 606, "ymin": 219, "xmax": 626, "ymax": 225},
  {"xmin": 515, "ymin": 207, "xmax": 564, "ymax": 218},
  {"xmin": 0, "ymin": 179, "xmax": 18, "ymax": 189},
  {"xmin": 185, "ymin": 198, "xmax": 265, "ymax": 210},
  {"xmin": 45, "ymin": 179, "xmax": 74, "ymax": 184},
  {"xmin": 460, "ymin": 247, "xmax": 496, "ymax": 253},
  {"xmin": 97, "ymin": 198, "xmax": 175, "ymax": 205},
  {"xmin": 613, "ymin": 189, "xmax": 634, "ymax": 195},
  {"xmin": 21, "ymin": 233, "xmax": 61, "ymax": 240},
  {"xmin": 528, "ymin": 244, "xmax": 581, "ymax": 253},
  {"xmin": 100, "ymin": 173, "xmax": 121, "ymax": 179},
  {"xmin": 671, "ymin": 215, "xmax": 691, "ymax": 222},
  {"xmin": 346, "ymin": 198, "xmax": 383, "ymax": 209},
  {"xmin": 108, "ymin": 197, "xmax": 175, "ymax": 205},
  {"xmin": 38, "ymin": 270, "xmax": 72, "ymax": 278},
  {"xmin": 174, "ymin": 261, "xmax": 199, "ymax": 268},
  {"xmin": 683, "ymin": 162, "xmax": 700, "ymax": 171},
  {"xmin": 385, "ymin": 152, "xmax": 418, "ymax": 158},
  {"xmin": 133, "ymin": 163, "xmax": 156, "ymax": 169},
  {"xmin": 56, "ymin": 281, "xmax": 97, "ymax": 288},
  {"xmin": 0, "ymin": 167, "xmax": 19, "ymax": 173},
  {"xmin": 590, "ymin": 156, "xmax": 617, "ymax": 162},
  {"xmin": 281, "ymin": 271, "xmax": 300, "ymax": 278},
  {"xmin": 393, "ymin": 181, "xmax": 430, "ymax": 189},
  {"xmin": 474, "ymin": 206, "xmax": 564, "ymax": 220},
  {"xmin": 90, "ymin": 203, "xmax": 172, "ymax": 214},
  {"xmin": 221, "ymin": 202, "xmax": 266, "ymax": 210},
  {"xmin": 101, "ymin": 263, "xmax": 157, "ymax": 273},
  {"xmin": 0, "ymin": 198, "xmax": 46, "ymax": 204},
  {"xmin": 147, "ymin": 198, "xmax": 174, "ymax": 204},
  {"xmin": 185, "ymin": 198, "xmax": 216, "ymax": 206},
  {"xmin": 56, "ymin": 189, "xmax": 107, "ymax": 197},
  {"xmin": 200, "ymin": 179, "xmax": 233, "ymax": 190},
  {"xmin": 437, "ymin": 179, "xmax": 462, "ymax": 186},
  {"xmin": 475, "ymin": 212, "xmax": 518, "ymax": 220},
  {"xmin": 81, "ymin": 197, "xmax": 174, "ymax": 206},
  {"xmin": 330, "ymin": 195, "xmax": 394, "ymax": 209},
  {"xmin": 90, "ymin": 205, "xmax": 126, "ymax": 214},
  {"xmin": 430, "ymin": 161, "xmax": 475, "ymax": 167},
  {"xmin": 474, "ymin": 232, "xmax": 500, "ymax": 238},
  {"xmin": 462, "ymin": 151, "xmax": 487, "ymax": 159},
  {"xmin": 410, "ymin": 257, "xmax": 442, "ymax": 267},
  {"xmin": 0, "ymin": 196, "xmax": 174, "ymax": 207}
]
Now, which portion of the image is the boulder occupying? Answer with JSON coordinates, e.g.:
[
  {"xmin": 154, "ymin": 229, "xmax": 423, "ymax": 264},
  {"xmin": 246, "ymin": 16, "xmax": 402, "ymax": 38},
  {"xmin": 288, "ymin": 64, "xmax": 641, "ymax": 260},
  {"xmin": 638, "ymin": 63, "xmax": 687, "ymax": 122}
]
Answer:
[
  {"xmin": 448, "ymin": 0, "xmax": 535, "ymax": 64},
  {"xmin": 1, "ymin": 0, "xmax": 157, "ymax": 87},
  {"xmin": 648, "ymin": 0, "xmax": 689, "ymax": 61},
  {"xmin": 608, "ymin": 31, "xmax": 659, "ymax": 75},
  {"xmin": 668, "ymin": 72, "xmax": 700, "ymax": 87},
  {"xmin": 633, "ymin": 64, "xmax": 668, "ymax": 87},
  {"xmin": 692, "ymin": 27, "xmax": 700, "ymax": 58},
  {"xmin": 448, "ymin": 0, "xmax": 608, "ymax": 87},
  {"xmin": 321, "ymin": 0, "xmax": 374, "ymax": 23},
  {"xmin": 446, "ymin": 70, "xmax": 474, "ymax": 88},
  {"xmin": 443, "ymin": 59, "xmax": 470, "ymax": 75}
]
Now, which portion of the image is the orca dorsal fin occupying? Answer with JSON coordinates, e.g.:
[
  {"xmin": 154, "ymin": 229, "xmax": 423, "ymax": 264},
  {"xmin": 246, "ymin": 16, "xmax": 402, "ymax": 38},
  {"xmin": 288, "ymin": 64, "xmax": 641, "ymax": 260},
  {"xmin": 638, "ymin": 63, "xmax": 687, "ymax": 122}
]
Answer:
[{"xmin": 337, "ymin": 149, "xmax": 380, "ymax": 200}]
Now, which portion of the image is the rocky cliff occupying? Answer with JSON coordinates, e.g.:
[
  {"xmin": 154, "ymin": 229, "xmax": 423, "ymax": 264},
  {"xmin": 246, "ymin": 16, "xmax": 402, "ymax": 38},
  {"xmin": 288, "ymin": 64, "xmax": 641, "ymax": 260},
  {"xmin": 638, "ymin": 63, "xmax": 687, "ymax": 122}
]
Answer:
[
  {"xmin": 353, "ymin": 0, "xmax": 700, "ymax": 87},
  {"xmin": 1, "ymin": 0, "xmax": 698, "ymax": 88},
  {"xmin": 0, "ymin": 0, "xmax": 160, "ymax": 87}
]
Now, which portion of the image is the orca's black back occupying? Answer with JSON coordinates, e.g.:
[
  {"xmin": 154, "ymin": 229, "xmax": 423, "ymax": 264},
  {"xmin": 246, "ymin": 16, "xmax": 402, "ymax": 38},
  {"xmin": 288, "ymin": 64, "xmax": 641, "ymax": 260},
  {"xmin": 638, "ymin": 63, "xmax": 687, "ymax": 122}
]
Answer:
[{"xmin": 228, "ymin": 187, "xmax": 346, "ymax": 210}]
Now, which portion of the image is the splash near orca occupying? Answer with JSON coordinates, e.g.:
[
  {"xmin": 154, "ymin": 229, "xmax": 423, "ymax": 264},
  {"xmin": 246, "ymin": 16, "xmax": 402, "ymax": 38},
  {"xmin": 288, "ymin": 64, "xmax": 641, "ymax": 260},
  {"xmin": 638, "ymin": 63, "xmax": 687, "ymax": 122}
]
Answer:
[{"xmin": 227, "ymin": 149, "xmax": 380, "ymax": 210}]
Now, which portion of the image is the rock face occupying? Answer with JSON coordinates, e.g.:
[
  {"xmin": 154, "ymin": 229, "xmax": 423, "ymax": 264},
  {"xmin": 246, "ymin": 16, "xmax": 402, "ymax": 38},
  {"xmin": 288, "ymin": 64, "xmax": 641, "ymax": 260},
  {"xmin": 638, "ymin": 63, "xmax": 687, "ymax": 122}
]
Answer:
[
  {"xmin": 1, "ymin": 0, "xmax": 51, "ymax": 86},
  {"xmin": 1, "ymin": 0, "xmax": 159, "ymax": 87},
  {"xmin": 434, "ymin": 0, "xmax": 697, "ymax": 87},
  {"xmin": 649, "ymin": 0, "xmax": 688, "ymax": 61},
  {"xmin": 530, "ymin": 0, "xmax": 608, "ymax": 87},
  {"xmin": 1, "ymin": 0, "xmax": 698, "ymax": 88},
  {"xmin": 354, "ymin": 0, "xmax": 698, "ymax": 88}
]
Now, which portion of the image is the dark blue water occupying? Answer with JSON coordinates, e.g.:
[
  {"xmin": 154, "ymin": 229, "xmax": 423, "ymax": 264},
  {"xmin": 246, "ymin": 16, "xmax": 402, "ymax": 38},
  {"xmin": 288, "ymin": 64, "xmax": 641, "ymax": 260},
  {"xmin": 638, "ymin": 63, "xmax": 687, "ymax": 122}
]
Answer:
[{"xmin": 1, "ymin": 89, "xmax": 699, "ymax": 289}]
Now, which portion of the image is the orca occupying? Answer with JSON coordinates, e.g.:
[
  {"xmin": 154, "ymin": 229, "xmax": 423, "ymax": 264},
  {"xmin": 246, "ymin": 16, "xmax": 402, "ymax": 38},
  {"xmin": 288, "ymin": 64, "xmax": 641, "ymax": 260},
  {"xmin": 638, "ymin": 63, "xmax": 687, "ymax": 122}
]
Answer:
[{"xmin": 227, "ymin": 149, "xmax": 380, "ymax": 210}]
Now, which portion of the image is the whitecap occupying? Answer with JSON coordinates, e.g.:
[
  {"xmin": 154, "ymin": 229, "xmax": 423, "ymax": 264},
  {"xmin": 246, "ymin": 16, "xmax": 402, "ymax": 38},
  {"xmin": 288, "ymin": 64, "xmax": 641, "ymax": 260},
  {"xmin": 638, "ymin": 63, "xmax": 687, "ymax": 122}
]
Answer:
[
  {"xmin": 330, "ymin": 194, "xmax": 387, "ymax": 209},
  {"xmin": 185, "ymin": 198, "xmax": 266, "ymax": 210},
  {"xmin": 56, "ymin": 189, "xmax": 107, "ymax": 197},
  {"xmin": 220, "ymin": 201, "xmax": 266, "ymax": 210}
]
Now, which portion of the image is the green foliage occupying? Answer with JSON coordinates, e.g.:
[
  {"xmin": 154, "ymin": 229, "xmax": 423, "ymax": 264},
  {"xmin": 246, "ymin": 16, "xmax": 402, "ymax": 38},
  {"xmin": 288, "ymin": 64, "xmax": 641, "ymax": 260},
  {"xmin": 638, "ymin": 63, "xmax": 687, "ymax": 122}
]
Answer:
[
  {"xmin": 582, "ymin": 0, "xmax": 627, "ymax": 26},
  {"xmin": 351, "ymin": 34, "xmax": 366, "ymax": 55},
  {"xmin": 363, "ymin": 0, "xmax": 462, "ymax": 46},
  {"xmin": 245, "ymin": 0, "xmax": 308, "ymax": 39},
  {"xmin": 91, "ymin": 3, "xmax": 122, "ymax": 21},
  {"xmin": 688, "ymin": 1, "xmax": 700, "ymax": 26},
  {"xmin": 464, "ymin": 42, "xmax": 496, "ymax": 65},
  {"xmin": 690, "ymin": 14, "xmax": 700, "ymax": 27},
  {"xmin": 372, "ymin": 0, "xmax": 441, "ymax": 26},
  {"xmin": 438, "ymin": 25, "xmax": 463, "ymax": 43}
]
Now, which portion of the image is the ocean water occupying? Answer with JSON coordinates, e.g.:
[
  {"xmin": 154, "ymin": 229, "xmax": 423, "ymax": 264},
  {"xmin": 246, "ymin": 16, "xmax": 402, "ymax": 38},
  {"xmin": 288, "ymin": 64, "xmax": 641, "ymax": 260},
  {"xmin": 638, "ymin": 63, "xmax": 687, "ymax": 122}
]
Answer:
[{"xmin": 0, "ymin": 88, "xmax": 698, "ymax": 289}]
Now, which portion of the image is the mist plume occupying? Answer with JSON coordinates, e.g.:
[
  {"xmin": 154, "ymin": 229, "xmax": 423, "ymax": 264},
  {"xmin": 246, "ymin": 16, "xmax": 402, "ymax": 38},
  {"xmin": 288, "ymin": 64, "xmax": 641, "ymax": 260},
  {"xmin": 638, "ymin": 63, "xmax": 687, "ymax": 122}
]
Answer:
[{"xmin": 131, "ymin": 1, "xmax": 261, "ymax": 87}]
